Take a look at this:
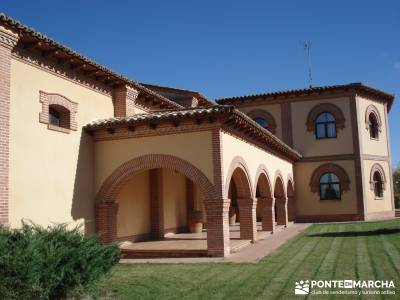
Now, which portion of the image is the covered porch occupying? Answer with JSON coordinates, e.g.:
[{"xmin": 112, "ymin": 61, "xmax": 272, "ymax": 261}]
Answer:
[{"xmin": 85, "ymin": 106, "xmax": 301, "ymax": 257}]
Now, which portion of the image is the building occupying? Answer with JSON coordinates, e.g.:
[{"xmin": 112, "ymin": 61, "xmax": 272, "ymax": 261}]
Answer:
[{"xmin": 0, "ymin": 14, "xmax": 395, "ymax": 257}]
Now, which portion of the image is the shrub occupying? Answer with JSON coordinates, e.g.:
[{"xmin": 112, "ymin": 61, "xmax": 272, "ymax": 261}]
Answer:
[{"xmin": 0, "ymin": 222, "xmax": 120, "ymax": 299}]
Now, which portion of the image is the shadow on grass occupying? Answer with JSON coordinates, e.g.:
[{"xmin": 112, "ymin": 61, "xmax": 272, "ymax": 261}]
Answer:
[{"xmin": 307, "ymin": 227, "xmax": 400, "ymax": 237}]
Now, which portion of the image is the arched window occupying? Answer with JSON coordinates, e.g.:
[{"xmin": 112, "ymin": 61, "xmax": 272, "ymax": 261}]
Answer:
[
  {"xmin": 315, "ymin": 112, "xmax": 336, "ymax": 139},
  {"xmin": 319, "ymin": 172, "xmax": 341, "ymax": 200},
  {"xmin": 48, "ymin": 104, "xmax": 71, "ymax": 129},
  {"xmin": 247, "ymin": 109, "xmax": 276, "ymax": 133},
  {"xmin": 369, "ymin": 113, "xmax": 379, "ymax": 139},
  {"xmin": 253, "ymin": 117, "xmax": 269, "ymax": 129},
  {"xmin": 373, "ymin": 172, "xmax": 383, "ymax": 198}
]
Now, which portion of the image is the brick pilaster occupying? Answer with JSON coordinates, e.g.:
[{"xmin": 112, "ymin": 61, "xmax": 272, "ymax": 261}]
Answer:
[
  {"xmin": 113, "ymin": 85, "xmax": 139, "ymax": 117},
  {"xmin": 259, "ymin": 197, "xmax": 275, "ymax": 232},
  {"xmin": 276, "ymin": 197, "xmax": 288, "ymax": 226},
  {"xmin": 237, "ymin": 197, "xmax": 258, "ymax": 241},
  {"xmin": 95, "ymin": 202, "xmax": 118, "ymax": 243},
  {"xmin": 287, "ymin": 195, "xmax": 295, "ymax": 222},
  {"xmin": 205, "ymin": 198, "xmax": 230, "ymax": 257},
  {"xmin": 0, "ymin": 25, "xmax": 18, "ymax": 226},
  {"xmin": 150, "ymin": 168, "xmax": 164, "ymax": 239}
]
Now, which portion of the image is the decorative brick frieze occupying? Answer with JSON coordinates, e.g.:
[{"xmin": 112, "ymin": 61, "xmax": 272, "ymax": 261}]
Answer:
[
  {"xmin": 113, "ymin": 85, "xmax": 139, "ymax": 117},
  {"xmin": 39, "ymin": 91, "xmax": 78, "ymax": 133},
  {"xmin": 0, "ymin": 26, "xmax": 18, "ymax": 225}
]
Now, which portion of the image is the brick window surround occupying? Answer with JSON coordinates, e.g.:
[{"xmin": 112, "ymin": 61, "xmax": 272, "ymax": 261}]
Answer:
[
  {"xmin": 39, "ymin": 91, "xmax": 78, "ymax": 133},
  {"xmin": 309, "ymin": 163, "xmax": 350, "ymax": 196},
  {"xmin": 365, "ymin": 104, "xmax": 382, "ymax": 136},
  {"xmin": 306, "ymin": 103, "xmax": 345, "ymax": 133},
  {"xmin": 247, "ymin": 109, "xmax": 277, "ymax": 134},
  {"xmin": 369, "ymin": 163, "xmax": 386, "ymax": 192}
]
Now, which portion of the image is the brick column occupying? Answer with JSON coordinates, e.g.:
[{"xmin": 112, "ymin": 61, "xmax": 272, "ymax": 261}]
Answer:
[
  {"xmin": 276, "ymin": 197, "xmax": 288, "ymax": 227},
  {"xmin": 287, "ymin": 195, "xmax": 295, "ymax": 222},
  {"xmin": 0, "ymin": 26, "xmax": 18, "ymax": 226},
  {"xmin": 113, "ymin": 85, "xmax": 139, "ymax": 117},
  {"xmin": 237, "ymin": 197, "xmax": 258, "ymax": 241},
  {"xmin": 150, "ymin": 169, "xmax": 164, "ymax": 240},
  {"xmin": 205, "ymin": 198, "xmax": 230, "ymax": 257},
  {"xmin": 260, "ymin": 197, "xmax": 275, "ymax": 232},
  {"xmin": 95, "ymin": 202, "xmax": 118, "ymax": 243}
]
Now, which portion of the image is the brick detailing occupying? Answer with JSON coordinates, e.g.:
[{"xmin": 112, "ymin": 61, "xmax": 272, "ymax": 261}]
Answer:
[
  {"xmin": 113, "ymin": 85, "xmax": 139, "ymax": 117},
  {"xmin": 95, "ymin": 154, "xmax": 216, "ymax": 244},
  {"xmin": 365, "ymin": 104, "xmax": 382, "ymax": 131},
  {"xmin": 306, "ymin": 102, "xmax": 345, "ymax": 132},
  {"xmin": 95, "ymin": 202, "xmax": 118, "ymax": 243},
  {"xmin": 237, "ymin": 197, "xmax": 258, "ymax": 241},
  {"xmin": 246, "ymin": 109, "xmax": 277, "ymax": 134},
  {"xmin": 274, "ymin": 171, "xmax": 288, "ymax": 227},
  {"xmin": 254, "ymin": 165, "xmax": 274, "ymax": 232},
  {"xmin": 369, "ymin": 163, "xmax": 386, "ymax": 192},
  {"xmin": 39, "ymin": 91, "xmax": 78, "ymax": 132},
  {"xmin": 224, "ymin": 156, "xmax": 254, "ymax": 199},
  {"xmin": 0, "ymin": 26, "xmax": 18, "ymax": 225},
  {"xmin": 281, "ymin": 102, "xmax": 293, "ymax": 146},
  {"xmin": 287, "ymin": 178, "xmax": 295, "ymax": 222},
  {"xmin": 149, "ymin": 169, "xmax": 164, "ymax": 239},
  {"xmin": 259, "ymin": 197, "xmax": 275, "ymax": 232},
  {"xmin": 209, "ymin": 128, "xmax": 230, "ymax": 256},
  {"xmin": 309, "ymin": 163, "xmax": 350, "ymax": 195}
]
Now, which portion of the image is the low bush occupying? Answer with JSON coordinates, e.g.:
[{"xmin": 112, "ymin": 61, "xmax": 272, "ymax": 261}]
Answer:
[{"xmin": 0, "ymin": 222, "xmax": 120, "ymax": 299}]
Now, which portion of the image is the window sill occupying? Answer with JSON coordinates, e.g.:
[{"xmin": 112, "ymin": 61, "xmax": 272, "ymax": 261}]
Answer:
[
  {"xmin": 320, "ymin": 198, "xmax": 341, "ymax": 201},
  {"xmin": 374, "ymin": 196, "xmax": 384, "ymax": 200},
  {"xmin": 48, "ymin": 124, "xmax": 71, "ymax": 134}
]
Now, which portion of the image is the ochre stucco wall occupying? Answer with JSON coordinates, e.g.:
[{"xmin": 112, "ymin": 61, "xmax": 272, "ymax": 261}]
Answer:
[
  {"xmin": 94, "ymin": 130, "xmax": 214, "ymax": 195},
  {"xmin": 9, "ymin": 59, "xmax": 114, "ymax": 232},
  {"xmin": 291, "ymin": 97, "xmax": 354, "ymax": 157},
  {"xmin": 362, "ymin": 160, "xmax": 393, "ymax": 214},
  {"xmin": 356, "ymin": 96, "xmax": 389, "ymax": 157},
  {"xmin": 163, "ymin": 169, "xmax": 187, "ymax": 232},
  {"xmin": 238, "ymin": 104, "xmax": 282, "ymax": 139},
  {"xmin": 116, "ymin": 170, "xmax": 150, "ymax": 238},
  {"xmin": 294, "ymin": 160, "xmax": 358, "ymax": 216},
  {"xmin": 221, "ymin": 131, "xmax": 294, "ymax": 197}
]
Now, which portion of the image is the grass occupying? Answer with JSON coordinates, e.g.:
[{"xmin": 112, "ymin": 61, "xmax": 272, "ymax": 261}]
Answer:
[{"xmin": 97, "ymin": 219, "xmax": 400, "ymax": 299}]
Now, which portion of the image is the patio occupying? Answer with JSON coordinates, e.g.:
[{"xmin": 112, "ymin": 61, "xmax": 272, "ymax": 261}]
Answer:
[{"xmin": 119, "ymin": 223, "xmax": 290, "ymax": 258}]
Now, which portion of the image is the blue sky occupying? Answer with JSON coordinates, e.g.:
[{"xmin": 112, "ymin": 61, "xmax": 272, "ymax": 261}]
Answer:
[{"xmin": 2, "ymin": 1, "xmax": 399, "ymax": 166}]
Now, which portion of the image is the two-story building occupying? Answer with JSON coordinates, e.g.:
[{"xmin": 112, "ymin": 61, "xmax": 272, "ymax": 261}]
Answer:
[{"xmin": 0, "ymin": 14, "xmax": 395, "ymax": 257}]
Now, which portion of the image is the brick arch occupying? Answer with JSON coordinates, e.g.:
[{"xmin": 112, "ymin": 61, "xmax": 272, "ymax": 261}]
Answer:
[
  {"xmin": 305, "ymin": 102, "xmax": 345, "ymax": 132},
  {"xmin": 39, "ymin": 91, "xmax": 78, "ymax": 131},
  {"xmin": 309, "ymin": 163, "xmax": 350, "ymax": 195},
  {"xmin": 286, "ymin": 176, "xmax": 295, "ymax": 222},
  {"xmin": 224, "ymin": 156, "xmax": 254, "ymax": 199},
  {"xmin": 274, "ymin": 170, "xmax": 288, "ymax": 226},
  {"xmin": 369, "ymin": 163, "xmax": 386, "ymax": 191},
  {"xmin": 247, "ymin": 109, "xmax": 277, "ymax": 134},
  {"xmin": 365, "ymin": 104, "xmax": 382, "ymax": 130},
  {"xmin": 97, "ymin": 154, "xmax": 215, "ymax": 203},
  {"xmin": 273, "ymin": 170, "xmax": 287, "ymax": 199},
  {"xmin": 254, "ymin": 164, "xmax": 273, "ymax": 198}
]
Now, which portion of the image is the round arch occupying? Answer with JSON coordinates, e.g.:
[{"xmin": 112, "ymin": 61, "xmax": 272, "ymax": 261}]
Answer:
[
  {"xmin": 306, "ymin": 102, "xmax": 345, "ymax": 132},
  {"xmin": 97, "ymin": 154, "xmax": 215, "ymax": 203},
  {"xmin": 274, "ymin": 170, "xmax": 288, "ymax": 226},
  {"xmin": 369, "ymin": 163, "xmax": 386, "ymax": 192},
  {"xmin": 286, "ymin": 176, "xmax": 295, "ymax": 222},
  {"xmin": 247, "ymin": 109, "xmax": 277, "ymax": 133},
  {"xmin": 224, "ymin": 156, "xmax": 254, "ymax": 199}
]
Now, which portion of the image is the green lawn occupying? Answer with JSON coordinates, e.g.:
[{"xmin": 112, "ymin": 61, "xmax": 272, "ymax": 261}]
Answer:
[{"xmin": 98, "ymin": 219, "xmax": 400, "ymax": 299}]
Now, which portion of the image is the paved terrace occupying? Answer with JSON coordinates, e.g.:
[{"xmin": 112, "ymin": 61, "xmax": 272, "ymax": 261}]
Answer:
[{"xmin": 120, "ymin": 223, "xmax": 309, "ymax": 263}]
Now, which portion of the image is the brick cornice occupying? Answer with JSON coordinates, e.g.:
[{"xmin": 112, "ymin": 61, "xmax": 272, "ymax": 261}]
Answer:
[{"xmin": 0, "ymin": 26, "xmax": 18, "ymax": 49}]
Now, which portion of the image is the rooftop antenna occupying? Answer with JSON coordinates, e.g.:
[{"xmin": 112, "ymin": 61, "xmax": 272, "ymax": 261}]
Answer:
[{"xmin": 302, "ymin": 40, "xmax": 313, "ymax": 88}]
